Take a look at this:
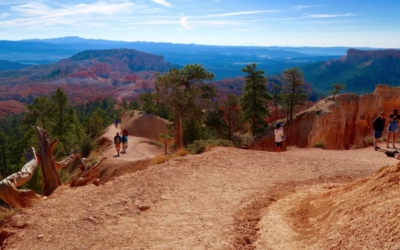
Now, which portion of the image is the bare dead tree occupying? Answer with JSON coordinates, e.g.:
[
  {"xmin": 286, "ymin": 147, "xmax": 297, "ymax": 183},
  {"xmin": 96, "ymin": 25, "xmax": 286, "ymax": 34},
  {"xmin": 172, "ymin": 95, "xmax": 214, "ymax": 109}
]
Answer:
[{"xmin": 0, "ymin": 148, "xmax": 42, "ymax": 208}]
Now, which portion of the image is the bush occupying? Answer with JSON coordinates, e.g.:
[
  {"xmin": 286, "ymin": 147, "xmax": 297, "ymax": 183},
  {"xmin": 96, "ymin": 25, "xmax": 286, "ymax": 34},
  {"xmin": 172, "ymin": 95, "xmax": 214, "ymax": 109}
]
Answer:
[
  {"xmin": 314, "ymin": 139, "xmax": 325, "ymax": 149},
  {"xmin": 187, "ymin": 139, "xmax": 233, "ymax": 154},
  {"xmin": 362, "ymin": 136, "xmax": 374, "ymax": 147},
  {"xmin": 235, "ymin": 133, "xmax": 254, "ymax": 148},
  {"xmin": 80, "ymin": 137, "xmax": 94, "ymax": 158}
]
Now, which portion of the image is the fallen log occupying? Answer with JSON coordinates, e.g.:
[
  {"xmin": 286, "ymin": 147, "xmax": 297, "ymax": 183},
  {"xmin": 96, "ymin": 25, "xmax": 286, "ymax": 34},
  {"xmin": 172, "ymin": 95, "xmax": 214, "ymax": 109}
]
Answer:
[{"xmin": 70, "ymin": 157, "xmax": 107, "ymax": 187}]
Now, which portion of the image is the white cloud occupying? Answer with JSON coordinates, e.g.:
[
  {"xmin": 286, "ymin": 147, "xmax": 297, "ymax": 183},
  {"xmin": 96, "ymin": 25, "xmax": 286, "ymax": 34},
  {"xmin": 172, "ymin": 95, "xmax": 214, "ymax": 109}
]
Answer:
[
  {"xmin": 1, "ymin": 1, "xmax": 149, "ymax": 29},
  {"xmin": 206, "ymin": 10, "xmax": 278, "ymax": 17},
  {"xmin": 0, "ymin": 0, "xmax": 35, "ymax": 5},
  {"xmin": 0, "ymin": 13, "xmax": 10, "ymax": 18},
  {"xmin": 306, "ymin": 13, "xmax": 356, "ymax": 18},
  {"xmin": 151, "ymin": 0, "xmax": 172, "ymax": 8},
  {"xmin": 294, "ymin": 5, "xmax": 323, "ymax": 11},
  {"xmin": 141, "ymin": 8, "xmax": 163, "ymax": 14},
  {"xmin": 179, "ymin": 16, "xmax": 191, "ymax": 29}
]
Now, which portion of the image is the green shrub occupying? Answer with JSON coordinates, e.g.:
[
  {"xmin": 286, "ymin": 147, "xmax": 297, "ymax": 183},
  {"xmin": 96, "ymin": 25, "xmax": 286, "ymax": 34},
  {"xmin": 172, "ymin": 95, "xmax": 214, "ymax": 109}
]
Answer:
[
  {"xmin": 314, "ymin": 139, "xmax": 325, "ymax": 149},
  {"xmin": 80, "ymin": 137, "xmax": 94, "ymax": 158},
  {"xmin": 235, "ymin": 133, "xmax": 254, "ymax": 148}
]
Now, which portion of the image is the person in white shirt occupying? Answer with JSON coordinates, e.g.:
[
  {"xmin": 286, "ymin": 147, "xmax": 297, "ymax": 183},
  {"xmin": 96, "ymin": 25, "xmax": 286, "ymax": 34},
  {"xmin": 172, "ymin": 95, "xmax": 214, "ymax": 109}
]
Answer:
[{"xmin": 274, "ymin": 123, "xmax": 284, "ymax": 153}]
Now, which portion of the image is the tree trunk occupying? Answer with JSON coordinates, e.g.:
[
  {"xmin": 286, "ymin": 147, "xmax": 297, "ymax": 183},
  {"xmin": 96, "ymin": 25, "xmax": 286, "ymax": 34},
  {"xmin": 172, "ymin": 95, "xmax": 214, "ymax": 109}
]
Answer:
[
  {"xmin": 0, "ymin": 148, "xmax": 42, "ymax": 208},
  {"xmin": 35, "ymin": 126, "xmax": 81, "ymax": 196},
  {"xmin": 174, "ymin": 113, "xmax": 184, "ymax": 149},
  {"xmin": 35, "ymin": 126, "xmax": 62, "ymax": 196}
]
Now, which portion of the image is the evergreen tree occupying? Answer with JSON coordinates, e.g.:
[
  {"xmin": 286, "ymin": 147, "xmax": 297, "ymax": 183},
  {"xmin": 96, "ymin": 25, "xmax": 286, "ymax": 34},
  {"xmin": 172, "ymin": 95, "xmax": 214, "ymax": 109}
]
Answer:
[
  {"xmin": 271, "ymin": 83, "xmax": 282, "ymax": 120},
  {"xmin": 331, "ymin": 83, "xmax": 345, "ymax": 100},
  {"xmin": 206, "ymin": 94, "xmax": 242, "ymax": 141},
  {"xmin": 50, "ymin": 88, "xmax": 77, "ymax": 156},
  {"xmin": 85, "ymin": 111, "xmax": 104, "ymax": 139},
  {"xmin": 139, "ymin": 91, "xmax": 157, "ymax": 115},
  {"xmin": 155, "ymin": 64, "xmax": 216, "ymax": 149},
  {"xmin": 240, "ymin": 63, "xmax": 271, "ymax": 136},
  {"xmin": 282, "ymin": 67, "xmax": 308, "ymax": 121},
  {"xmin": 26, "ymin": 96, "xmax": 54, "ymax": 129}
]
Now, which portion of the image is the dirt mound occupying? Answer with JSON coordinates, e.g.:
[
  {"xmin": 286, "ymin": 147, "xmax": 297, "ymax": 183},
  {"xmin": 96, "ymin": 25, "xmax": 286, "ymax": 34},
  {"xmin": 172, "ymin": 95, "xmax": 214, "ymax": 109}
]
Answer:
[
  {"xmin": 120, "ymin": 111, "xmax": 169, "ymax": 140},
  {"xmin": 256, "ymin": 160, "xmax": 400, "ymax": 249},
  {"xmin": 305, "ymin": 162, "xmax": 400, "ymax": 249}
]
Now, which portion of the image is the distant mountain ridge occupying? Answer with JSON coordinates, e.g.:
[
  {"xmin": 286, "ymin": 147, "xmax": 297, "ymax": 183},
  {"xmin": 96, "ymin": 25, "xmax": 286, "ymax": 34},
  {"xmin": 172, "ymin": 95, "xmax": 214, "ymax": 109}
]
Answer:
[
  {"xmin": 0, "ymin": 37, "xmax": 347, "ymax": 79},
  {"xmin": 0, "ymin": 60, "xmax": 30, "ymax": 71},
  {"xmin": 302, "ymin": 49, "xmax": 400, "ymax": 94},
  {"xmin": 0, "ymin": 48, "xmax": 172, "ymax": 84}
]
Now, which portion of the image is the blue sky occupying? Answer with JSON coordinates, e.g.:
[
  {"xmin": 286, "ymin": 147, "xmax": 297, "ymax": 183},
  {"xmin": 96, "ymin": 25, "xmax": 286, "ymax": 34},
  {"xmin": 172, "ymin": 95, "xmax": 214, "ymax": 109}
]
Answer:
[{"xmin": 0, "ymin": 0, "xmax": 399, "ymax": 47}]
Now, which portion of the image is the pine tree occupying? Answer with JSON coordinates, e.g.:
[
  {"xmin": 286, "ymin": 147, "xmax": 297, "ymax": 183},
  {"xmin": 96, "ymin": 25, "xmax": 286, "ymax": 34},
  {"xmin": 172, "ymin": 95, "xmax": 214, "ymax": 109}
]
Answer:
[
  {"xmin": 240, "ymin": 63, "xmax": 271, "ymax": 136},
  {"xmin": 282, "ymin": 67, "xmax": 308, "ymax": 121},
  {"xmin": 155, "ymin": 64, "xmax": 216, "ymax": 149}
]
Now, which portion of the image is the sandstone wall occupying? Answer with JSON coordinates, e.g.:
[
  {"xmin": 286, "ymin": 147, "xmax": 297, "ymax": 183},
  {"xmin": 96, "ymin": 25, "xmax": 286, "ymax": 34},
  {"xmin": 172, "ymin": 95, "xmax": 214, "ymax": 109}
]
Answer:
[{"xmin": 249, "ymin": 84, "xmax": 400, "ymax": 151}]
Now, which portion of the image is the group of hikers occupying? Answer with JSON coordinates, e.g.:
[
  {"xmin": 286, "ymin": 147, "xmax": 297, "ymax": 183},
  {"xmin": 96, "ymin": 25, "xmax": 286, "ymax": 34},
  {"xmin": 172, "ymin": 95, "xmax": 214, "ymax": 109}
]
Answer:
[
  {"xmin": 273, "ymin": 108, "xmax": 399, "ymax": 154},
  {"xmin": 373, "ymin": 108, "xmax": 399, "ymax": 151},
  {"xmin": 113, "ymin": 119, "xmax": 129, "ymax": 157}
]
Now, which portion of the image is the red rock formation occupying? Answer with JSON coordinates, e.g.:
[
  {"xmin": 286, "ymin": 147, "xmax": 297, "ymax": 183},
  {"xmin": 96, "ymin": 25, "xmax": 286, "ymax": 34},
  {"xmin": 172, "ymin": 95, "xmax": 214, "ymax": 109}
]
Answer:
[
  {"xmin": 124, "ymin": 75, "xmax": 138, "ymax": 82},
  {"xmin": 249, "ymin": 84, "xmax": 400, "ymax": 151}
]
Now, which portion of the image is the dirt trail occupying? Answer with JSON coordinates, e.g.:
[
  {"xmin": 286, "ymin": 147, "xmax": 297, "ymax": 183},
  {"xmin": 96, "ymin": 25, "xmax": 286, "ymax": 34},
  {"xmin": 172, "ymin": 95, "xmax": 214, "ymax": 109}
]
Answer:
[
  {"xmin": 1, "ymin": 140, "xmax": 398, "ymax": 249},
  {"xmin": 98, "ymin": 123, "xmax": 164, "ymax": 162}
]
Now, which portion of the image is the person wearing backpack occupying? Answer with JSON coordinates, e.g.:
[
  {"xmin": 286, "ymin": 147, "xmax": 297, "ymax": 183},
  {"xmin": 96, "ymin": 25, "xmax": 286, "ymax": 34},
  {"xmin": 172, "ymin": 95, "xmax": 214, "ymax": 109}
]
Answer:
[
  {"xmin": 274, "ymin": 123, "xmax": 284, "ymax": 153},
  {"xmin": 114, "ymin": 132, "xmax": 122, "ymax": 156},
  {"xmin": 121, "ymin": 134, "xmax": 128, "ymax": 153},
  {"xmin": 122, "ymin": 128, "xmax": 129, "ymax": 148},
  {"xmin": 373, "ymin": 111, "xmax": 385, "ymax": 151}
]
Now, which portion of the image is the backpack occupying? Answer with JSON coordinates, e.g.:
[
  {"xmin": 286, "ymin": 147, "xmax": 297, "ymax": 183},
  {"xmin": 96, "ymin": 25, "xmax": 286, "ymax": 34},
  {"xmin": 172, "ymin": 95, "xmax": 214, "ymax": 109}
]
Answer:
[
  {"xmin": 121, "ymin": 135, "xmax": 127, "ymax": 143},
  {"xmin": 281, "ymin": 131, "xmax": 286, "ymax": 141},
  {"xmin": 385, "ymin": 150, "xmax": 399, "ymax": 157},
  {"xmin": 115, "ymin": 136, "xmax": 121, "ymax": 144}
]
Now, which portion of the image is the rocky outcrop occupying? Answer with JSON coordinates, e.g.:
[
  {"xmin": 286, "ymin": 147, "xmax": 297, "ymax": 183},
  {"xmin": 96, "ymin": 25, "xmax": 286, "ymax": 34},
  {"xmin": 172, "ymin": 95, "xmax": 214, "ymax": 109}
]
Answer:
[
  {"xmin": 249, "ymin": 84, "xmax": 400, "ymax": 151},
  {"xmin": 341, "ymin": 49, "xmax": 400, "ymax": 63}
]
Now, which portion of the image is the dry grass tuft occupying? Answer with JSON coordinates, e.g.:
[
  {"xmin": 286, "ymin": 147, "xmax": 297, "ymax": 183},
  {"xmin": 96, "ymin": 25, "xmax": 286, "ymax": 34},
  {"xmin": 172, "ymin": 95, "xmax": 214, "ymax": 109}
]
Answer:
[
  {"xmin": 174, "ymin": 148, "xmax": 189, "ymax": 156},
  {"xmin": 351, "ymin": 136, "xmax": 376, "ymax": 149},
  {"xmin": 151, "ymin": 155, "xmax": 170, "ymax": 165},
  {"xmin": 0, "ymin": 206, "xmax": 15, "ymax": 222},
  {"xmin": 314, "ymin": 139, "xmax": 326, "ymax": 149}
]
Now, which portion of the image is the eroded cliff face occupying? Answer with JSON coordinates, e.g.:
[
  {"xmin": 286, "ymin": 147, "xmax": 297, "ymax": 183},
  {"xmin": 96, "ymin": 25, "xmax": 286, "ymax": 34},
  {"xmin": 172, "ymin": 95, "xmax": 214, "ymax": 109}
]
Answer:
[{"xmin": 249, "ymin": 84, "xmax": 400, "ymax": 151}]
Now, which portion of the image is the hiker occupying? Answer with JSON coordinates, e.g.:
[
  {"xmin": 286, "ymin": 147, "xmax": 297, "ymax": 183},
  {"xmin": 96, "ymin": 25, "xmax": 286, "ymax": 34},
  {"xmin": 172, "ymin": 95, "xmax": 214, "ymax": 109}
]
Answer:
[
  {"xmin": 114, "ymin": 132, "xmax": 122, "ymax": 156},
  {"xmin": 373, "ymin": 111, "xmax": 386, "ymax": 151},
  {"xmin": 121, "ymin": 133, "xmax": 128, "ymax": 153},
  {"xmin": 114, "ymin": 119, "xmax": 119, "ymax": 128},
  {"xmin": 387, "ymin": 108, "xmax": 398, "ymax": 148},
  {"xmin": 274, "ymin": 123, "xmax": 284, "ymax": 153},
  {"xmin": 122, "ymin": 128, "xmax": 129, "ymax": 148}
]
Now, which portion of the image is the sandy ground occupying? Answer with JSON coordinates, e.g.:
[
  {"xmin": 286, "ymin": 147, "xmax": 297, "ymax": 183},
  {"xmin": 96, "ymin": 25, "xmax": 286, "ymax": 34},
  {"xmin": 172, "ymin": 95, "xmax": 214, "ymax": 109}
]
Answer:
[{"xmin": 0, "ymin": 132, "xmax": 399, "ymax": 249}]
